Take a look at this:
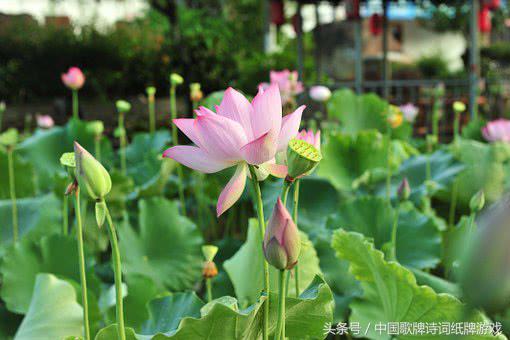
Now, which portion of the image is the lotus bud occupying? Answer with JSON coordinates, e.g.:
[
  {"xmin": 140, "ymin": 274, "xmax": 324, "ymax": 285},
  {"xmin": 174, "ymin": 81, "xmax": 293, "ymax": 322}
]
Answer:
[
  {"xmin": 309, "ymin": 85, "xmax": 331, "ymax": 102},
  {"xmin": 87, "ymin": 120, "xmax": 104, "ymax": 137},
  {"xmin": 460, "ymin": 195, "xmax": 510, "ymax": 312},
  {"xmin": 286, "ymin": 138, "xmax": 322, "ymax": 180},
  {"xmin": 36, "ymin": 114, "xmax": 54, "ymax": 129},
  {"xmin": 453, "ymin": 101, "xmax": 466, "ymax": 113},
  {"xmin": 95, "ymin": 200, "xmax": 107, "ymax": 228},
  {"xmin": 397, "ymin": 177, "xmax": 411, "ymax": 202},
  {"xmin": 202, "ymin": 245, "xmax": 219, "ymax": 262},
  {"xmin": 61, "ymin": 67, "xmax": 85, "ymax": 90},
  {"xmin": 170, "ymin": 73, "xmax": 184, "ymax": 86},
  {"xmin": 190, "ymin": 83, "xmax": 203, "ymax": 102},
  {"xmin": 263, "ymin": 197, "xmax": 301, "ymax": 270},
  {"xmin": 0, "ymin": 101, "xmax": 6, "ymax": 113},
  {"xmin": 469, "ymin": 190, "xmax": 485, "ymax": 214},
  {"xmin": 0, "ymin": 128, "xmax": 19, "ymax": 147},
  {"xmin": 115, "ymin": 100, "xmax": 131, "ymax": 113},
  {"xmin": 146, "ymin": 86, "xmax": 156, "ymax": 98},
  {"xmin": 73, "ymin": 142, "xmax": 111, "ymax": 201}
]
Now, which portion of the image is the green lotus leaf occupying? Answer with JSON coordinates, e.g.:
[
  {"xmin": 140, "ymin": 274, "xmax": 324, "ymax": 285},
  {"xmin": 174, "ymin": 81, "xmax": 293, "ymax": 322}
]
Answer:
[
  {"xmin": 119, "ymin": 197, "xmax": 203, "ymax": 291},
  {"xmin": 332, "ymin": 230, "xmax": 504, "ymax": 340},
  {"xmin": 0, "ymin": 149, "xmax": 36, "ymax": 199}
]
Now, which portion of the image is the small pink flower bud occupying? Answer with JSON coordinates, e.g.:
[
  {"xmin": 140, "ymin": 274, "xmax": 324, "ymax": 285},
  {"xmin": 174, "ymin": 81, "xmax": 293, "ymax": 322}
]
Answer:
[
  {"xmin": 397, "ymin": 177, "xmax": 411, "ymax": 202},
  {"xmin": 61, "ymin": 67, "xmax": 85, "ymax": 90},
  {"xmin": 263, "ymin": 197, "xmax": 301, "ymax": 270}
]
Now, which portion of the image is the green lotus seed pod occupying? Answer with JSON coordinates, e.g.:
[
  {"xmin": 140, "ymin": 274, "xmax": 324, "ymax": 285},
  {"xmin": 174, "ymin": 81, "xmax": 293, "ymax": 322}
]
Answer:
[
  {"xmin": 87, "ymin": 120, "xmax": 104, "ymax": 136},
  {"xmin": 469, "ymin": 190, "xmax": 485, "ymax": 213},
  {"xmin": 60, "ymin": 152, "xmax": 76, "ymax": 168},
  {"xmin": 146, "ymin": 86, "xmax": 156, "ymax": 97},
  {"xmin": 74, "ymin": 142, "xmax": 111, "ymax": 200},
  {"xmin": 286, "ymin": 138, "xmax": 322, "ymax": 179},
  {"xmin": 202, "ymin": 245, "xmax": 219, "ymax": 262},
  {"xmin": 170, "ymin": 73, "xmax": 184, "ymax": 86},
  {"xmin": 95, "ymin": 200, "xmax": 107, "ymax": 228},
  {"xmin": 0, "ymin": 128, "xmax": 18, "ymax": 147},
  {"xmin": 453, "ymin": 101, "xmax": 466, "ymax": 113},
  {"xmin": 115, "ymin": 100, "xmax": 131, "ymax": 113}
]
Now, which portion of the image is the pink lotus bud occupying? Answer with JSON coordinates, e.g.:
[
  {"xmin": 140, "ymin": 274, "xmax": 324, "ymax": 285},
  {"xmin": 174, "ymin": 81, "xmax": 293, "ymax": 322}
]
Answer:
[
  {"xmin": 309, "ymin": 85, "xmax": 331, "ymax": 102},
  {"xmin": 397, "ymin": 177, "xmax": 410, "ymax": 201},
  {"xmin": 36, "ymin": 114, "xmax": 54, "ymax": 129},
  {"xmin": 61, "ymin": 67, "xmax": 85, "ymax": 90},
  {"xmin": 263, "ymin": 197, "xmax": 301, "ymax": 270}
]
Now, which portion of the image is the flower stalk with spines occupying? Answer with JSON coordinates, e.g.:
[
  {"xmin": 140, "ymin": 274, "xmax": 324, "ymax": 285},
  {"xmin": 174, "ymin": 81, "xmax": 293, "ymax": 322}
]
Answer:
[
  {"xmin": 170, "ymin": 73, "xmax": 186, "ymax": 215},
  {"xmin": 390, "ymin": 177, "xmax": 410, "ymax": 261},
  {"xmin": 1, "ymin": 128, "xmax": 19, "ymax": 243},
  {"xmin": 61, "ymin": 67, "xmax": 85, "ymax": 120},
  {"xmin": 146, "ymin": 86, "xmax": 157, "ymax": 134},
  {"xmin": 263, "ymin": 198, "xmax": 300, "ymax": 340},
  {"xmin": 74, "ymin": 142, "xmax": 125, "ymax": 340},
  {"xmin": 202, "ymin": 245, "xmax": 219, "ymax": 302},
  {"xmin": 248, "ymin": 165, "xmax": 270, "ymax": 340},
  {"xmin": 115, "ymin": 100, "xmax": 131, "ymax": 176}
]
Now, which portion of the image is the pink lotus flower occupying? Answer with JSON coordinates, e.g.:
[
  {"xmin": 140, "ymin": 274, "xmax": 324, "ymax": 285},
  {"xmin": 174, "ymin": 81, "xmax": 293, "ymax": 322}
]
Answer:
[
  {"xmin": 163, "ymin": 85, "xmax": 305, "ymax": 216},
  {"xmin": 268, "ymin": 70, "xmax": 304, "ymax": 104},
  {"xmin": 36, "ymin": 114, "xmax": 54, "ymax": 129},
  {"xmin": 61, "ymin": 67, "xmax": 85, "ymax": 90},
  {"xmin": 309, "ymin": 85, "xmax": 331, "ymax": 102},
  {"xmin": 482, "ymin": 119, "xmax": 510, "ymax": 143},
  {"xmin": 399, "ymin": 103, "xmax": 419, "ymax": 122}
]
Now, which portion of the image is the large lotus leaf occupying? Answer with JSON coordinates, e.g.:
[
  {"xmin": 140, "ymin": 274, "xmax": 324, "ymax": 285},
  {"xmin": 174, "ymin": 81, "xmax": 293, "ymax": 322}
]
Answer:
[
  {"xmin": 14, "ymin": 274, "xmax": 83, "ymax": 340},
  {"xmin": 119, "ymin": 197, "xmax": 203, "ymax": 291},
  {"xmin": 0, "ymin": 149, "xmax": 36, "ymax": 199},
  {"xmin": 17, "ymin": 119, "xmax": 113, "ymax": 191},
  {"xmin": 0, "ymin": 304, "xmax": 22, "ymax": 339},
  {"xmin": 332, "ymin": 230, "xmax": 503, "ymax": 340},
  {"xmin": 201, "ymin": 91, "xmax": 224, "ymax": 110},
  {"xmin": 0, "ymin": 233, "xmax": 100, "ymax": 314},
  {"xmin": 326, "ymin": 88, "xmax": 412, "ymax": 139},
  {"xmin": 447, "ymin": 139, "xmax": 510, "ymax": 208},
  {"xmin": 125, "ymin": 131, "xmax": 171, "ymax": 187},
  {"xmin": 134, "ymin": 158, "xmax": 176, "ymax": 198},
  {"xmin": 0, "ymin": 194, "xmax": 60, "ymax": 256},
  {"xmin": 443, "ymin": 215, "xmax": 477, "ymax": 278},
  {"xmin": 327, "ymin": 197, "xmax": 441, "ymax": 269},
  {"xmin": 261, "ymin": 177, "xmax": 339, "ymax": 238},
  {"xmin": 374, "ymin": 149, "xmax": 464, "ymax": 205},
  {"xmin": 223, "ymin": 219, "xmax": 322, "ymax": 307},
  {"xmin": 317, "ymin": 130, "xmax": 409, "ymax": 192}
]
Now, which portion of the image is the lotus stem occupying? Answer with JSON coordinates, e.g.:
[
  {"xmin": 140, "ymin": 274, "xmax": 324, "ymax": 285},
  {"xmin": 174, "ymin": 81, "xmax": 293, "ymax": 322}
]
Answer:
[
  {"xmin": 390, "ymin": 202, "xmax": 399, "ymax": 261},
  {"xmin": 104, "ymin": 204, "xmax": 126, "ymax": 340},
  {"xmin": 7, "ymin": 147, "xmax": 18, "ymax": 243},
  {"xmin": 74, "ymin": 188, "xmax": 91, "ymax": 340},
  {"xmin": 293, "ymin": 180, "xmax": 300, "ymax": 297},
  {"xmin": 72, "ymin": 89, "xmax": 79, "ymax": 120},
  {"xmin": 248, "ymin": 164, "xmax": 269, "ymax": 340},
  {"xmin": 448, "ymin": 179, "xmax": 459, "ymax": 228},
  {"xmin": 274, "ymin": 269, "xmax": 287, "ymax": 340},
  {"xmin": 62, "ymin": 194, "xmax": 68, "ymax": 235},
  {"xmin": 385, "ymin": 126, "xmax": 392, "ymax": 201},
  {"xmin": 149, "ymin": 95, "xmax": 156, "ymax": 134},
  {"xmin": 170, "ymin": 85, "xmax": 186, "ymax": 215},
  {"xmin": 281, "ymin": 180, "xmax": 291, "ymax": 205},
  {"xmin": 94, "ymin": 135, "xmax": 101, "ymax": 162},
  {"xmin": 118, "ymin": 112, "xmax": 127, "ymax": 176},
  {"xmin": 206, "ymin": 278, "xmax": 212, "ymax": 303},
  {"xmin": 453, "ymin": 111, "xmax": 460, "ymax": 142}
]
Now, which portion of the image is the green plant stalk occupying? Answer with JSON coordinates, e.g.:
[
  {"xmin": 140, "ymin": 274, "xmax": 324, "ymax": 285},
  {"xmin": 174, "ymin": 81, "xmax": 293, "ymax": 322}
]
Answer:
[
  {"xmin": 7, "ymin": 147, "xmax": 18, "ymax": 243},
  {"xmin": 170, "ymin": 85, "xmax": 186, "ymax": 215},
  {"xmin": 118, "ymin": 112, "xmax": 127, "ymax": 176},
  {"xmin": 293, "ymin": 180, "xmax": 300, "ymax": 297},
  {"xmin": 281, "ymin": 180, "xmax": 291, "ymax": 205},
  {"xmin": 385, "ymin": 125, "xmax": 392, "ymax": 201},
  {"xmin": 390, "ymin": 202, "xmax": 399, "ymax": 261},
  {"xmin": 148, "ymin": 96, "xmax": 156, "ymax": 134},
  {"xmin": 453, "ymin": 111, "xmax": 460, "ymax": 141},
  {"xmin": 274, "ymin": 269, "xmax": 287, "ymax": 340},
  {"xmin": 448, "ymin": 179, "xmax": 459, "ymax": 228},
  {"xmin": 0, "ymin": 111, "xmax": 3, "ymax": 131},
  {"xmin": 94, "ymin": 135, "xmax": 102, "ymax": 162},
  {"xmin": 74, "ymin": 188, "xmax": 91, "ymax": 340},
  {"xmin": 62, "ymin": 194, "xmax": 68, "ymax": 235},
  {"xmin": 72, "ymin": 89, "xmax": 79, "ymax": 120},
  {"xmin": 104, "ymin": 204, "xmax": 126, "ymax": 340},
  {"xmin": 425, "ymin": 137, "xmax": 432, "ymax": 182},
  {"xmin": 432, "ymin": 96, "xmax": 441, "ymax": 145},
  {"xmin": 248, "ymin": 164, "xmax": 269, "ymax": 340},
  {"xmin": 206, "ymin": 278, "xmax": 212, "ymax": 303}
]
